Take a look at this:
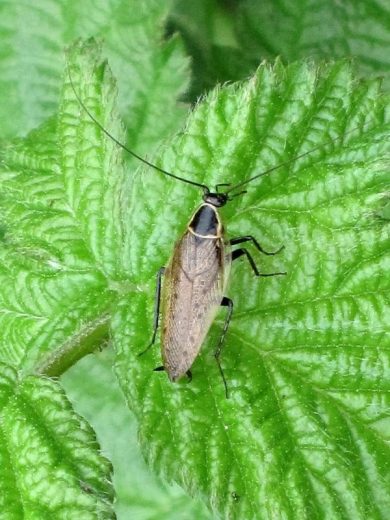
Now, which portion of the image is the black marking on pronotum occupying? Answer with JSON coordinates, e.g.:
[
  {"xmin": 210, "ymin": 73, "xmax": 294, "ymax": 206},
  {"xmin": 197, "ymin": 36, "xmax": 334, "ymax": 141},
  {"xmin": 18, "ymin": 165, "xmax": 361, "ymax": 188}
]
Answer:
[
  {"xmin": 69, "ymin": 63, "xmax": 378, "ymax": 397},
  {"xmin": 189, "ymin": 204, "xmax": 221, "ymax": 237}
]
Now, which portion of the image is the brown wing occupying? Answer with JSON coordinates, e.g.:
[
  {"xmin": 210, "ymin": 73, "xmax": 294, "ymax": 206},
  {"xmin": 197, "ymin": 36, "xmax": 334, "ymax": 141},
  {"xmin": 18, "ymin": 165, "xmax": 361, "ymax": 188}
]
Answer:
[{"xmin": 161, "ymin": 231, "xmax": 231, "ymax": 381}]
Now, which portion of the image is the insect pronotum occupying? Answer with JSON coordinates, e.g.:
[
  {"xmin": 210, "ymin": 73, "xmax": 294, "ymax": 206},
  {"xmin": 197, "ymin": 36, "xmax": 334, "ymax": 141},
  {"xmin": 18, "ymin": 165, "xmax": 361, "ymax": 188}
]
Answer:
[{"xmin": 69, "ymin": 66, "xmax": 373, "ymax": 398}]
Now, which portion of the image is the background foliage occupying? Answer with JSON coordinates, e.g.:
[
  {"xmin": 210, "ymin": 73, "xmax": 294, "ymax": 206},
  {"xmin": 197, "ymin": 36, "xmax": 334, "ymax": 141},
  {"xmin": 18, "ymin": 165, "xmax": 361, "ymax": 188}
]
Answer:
[{"xmin": 0, "ymin": 0, "xmax": 389, "ymax": 518}]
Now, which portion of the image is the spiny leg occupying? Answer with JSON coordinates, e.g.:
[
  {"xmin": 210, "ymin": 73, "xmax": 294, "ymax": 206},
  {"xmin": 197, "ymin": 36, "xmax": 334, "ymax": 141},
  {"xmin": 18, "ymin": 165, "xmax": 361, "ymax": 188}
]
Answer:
[
  {"xmin": 230, "ymin": 235, "xmax": 284, "ymax": 255},
  {"xmin": 232, "ymin": 248, "xmax": 286, "ymax": 277},
  {"xmin": 138, "ymin": 266, "xmax": 165, "ymax": 356},
  {"xmin": 214, "ymin": 296, "xmax": 233, "ymax": 399}
]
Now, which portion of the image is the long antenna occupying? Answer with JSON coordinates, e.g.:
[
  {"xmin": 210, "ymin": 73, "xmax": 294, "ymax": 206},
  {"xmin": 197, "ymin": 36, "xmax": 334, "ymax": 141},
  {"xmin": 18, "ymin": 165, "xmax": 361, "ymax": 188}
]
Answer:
[
  {"xmin": 225, "ymin": 120, "xmax": 380, "ymax": 195},
  {"xmin": 67, "ymin": 64, "xmax": 210, "ymax": 194}
]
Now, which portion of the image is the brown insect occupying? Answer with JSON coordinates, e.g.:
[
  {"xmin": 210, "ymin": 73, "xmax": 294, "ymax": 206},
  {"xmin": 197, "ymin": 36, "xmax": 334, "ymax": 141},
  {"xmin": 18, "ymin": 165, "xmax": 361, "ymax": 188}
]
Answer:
[{"xmin": 140, "ymin": 190, "xmax": 285, "ymax": 398}]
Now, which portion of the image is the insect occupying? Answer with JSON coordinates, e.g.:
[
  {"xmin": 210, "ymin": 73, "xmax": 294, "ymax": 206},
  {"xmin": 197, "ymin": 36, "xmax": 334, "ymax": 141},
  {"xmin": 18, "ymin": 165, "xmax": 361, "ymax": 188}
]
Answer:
[
  {"xmin": 68, "ymin": 67, "xmax": 372, "ymax": 397},
  {"xmin": 138, "ymin": 184, "xmax": 286, "ymax": 398}
]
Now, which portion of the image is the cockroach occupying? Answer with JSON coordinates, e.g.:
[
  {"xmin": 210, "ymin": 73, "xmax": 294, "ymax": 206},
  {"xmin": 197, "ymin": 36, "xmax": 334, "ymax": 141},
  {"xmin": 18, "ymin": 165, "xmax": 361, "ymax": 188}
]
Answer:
[
  {"xmin": 138, "ymin": 180, "xmax": 286, "ymax": 399},
  {"xmin": 69, "ymin": 68, "xmax": 374, "ymax": 397}
]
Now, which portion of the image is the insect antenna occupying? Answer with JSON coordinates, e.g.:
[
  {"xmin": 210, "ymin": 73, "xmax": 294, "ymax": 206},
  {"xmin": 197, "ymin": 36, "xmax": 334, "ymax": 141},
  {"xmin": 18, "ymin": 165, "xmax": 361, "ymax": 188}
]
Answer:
[
  {"xmin": 227, "ymin": 190, "xmax": 247, "ymax": 200},
  {"xmin": 67, "ymin": 65, "xmax": 210, "ymax": 194},
  {"xmin": 225, "ymin": 120, "xmax": 380, "ymax": 196}
]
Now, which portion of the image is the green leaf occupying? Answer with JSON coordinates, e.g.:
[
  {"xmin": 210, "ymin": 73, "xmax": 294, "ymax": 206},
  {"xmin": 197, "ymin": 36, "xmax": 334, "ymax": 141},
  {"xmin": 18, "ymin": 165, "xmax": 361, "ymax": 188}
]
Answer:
[
  {"xmin": 376, "ymin": 193, "xmax": 390, "ymax": 221},
  {"xmin": 0, "ymin": 363, "xmax": 114, "ymax": 518},
  {"xmin": 102, "ymin": 1, "xmax": 190, "ymax": 158},
  {"xmin": 236, "ymin": 0, "xmax": 390, "ymax": 83},
  {"xmin": 111, "ymin": 60, "xmax": 390, "ymax": 518},
  {"xmin": 168, "ymin": 0, "xmax": 255, "ymax": 98},
  {"xmin": 0, "ymin": 116, "xmax": 113, "ymax": 371},
  {"xmin": 170, "ymin": 0, "xmax": 390, "ymax": 98},
  {"xmin": 1, "ymin": 38, "xmax": 389, "ymax": 518},
  {"xmin": 63, "ymin": 351, "xmax": 212, "ymax": 519},
  {"xmin": 0, "ymin": 0, "xmax": 189, "ymax": 146}
]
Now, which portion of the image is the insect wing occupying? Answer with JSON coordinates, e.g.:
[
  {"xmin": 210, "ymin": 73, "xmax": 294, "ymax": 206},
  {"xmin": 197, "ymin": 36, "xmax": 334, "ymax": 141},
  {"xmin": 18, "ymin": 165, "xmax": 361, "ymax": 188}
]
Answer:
[{"xmin": 161, "ymin": 229, "xmax": 231, "ymax": 381}]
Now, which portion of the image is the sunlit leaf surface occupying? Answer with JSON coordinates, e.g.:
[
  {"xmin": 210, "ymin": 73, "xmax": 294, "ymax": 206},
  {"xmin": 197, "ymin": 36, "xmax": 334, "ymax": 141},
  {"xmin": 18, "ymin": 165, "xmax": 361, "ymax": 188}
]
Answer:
[{"xmin": 0, "ymin": 40, "xmax": 389, "ymax": 519}]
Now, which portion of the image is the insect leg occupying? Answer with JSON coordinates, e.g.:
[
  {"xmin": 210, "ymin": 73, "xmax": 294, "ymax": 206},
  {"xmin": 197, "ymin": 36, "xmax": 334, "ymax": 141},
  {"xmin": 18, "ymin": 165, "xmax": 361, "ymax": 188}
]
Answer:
[
  {"xmin": 138, "ymin": 267, "xmax": 165, "ymax": 356},
  {"xmin": 214, "ymin": 296, "xmax": 233, "ymax": 399},
  {"xmin": 232, "ymin": 248, "xmax": 286, "ymax": 277},
  {"xmin": 215, "ymin": 183, "xmax": 231, "ymax": 192},
  {"xmin": 230, "ymin": 235, "xmax": 284, "ymax": 255}
]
